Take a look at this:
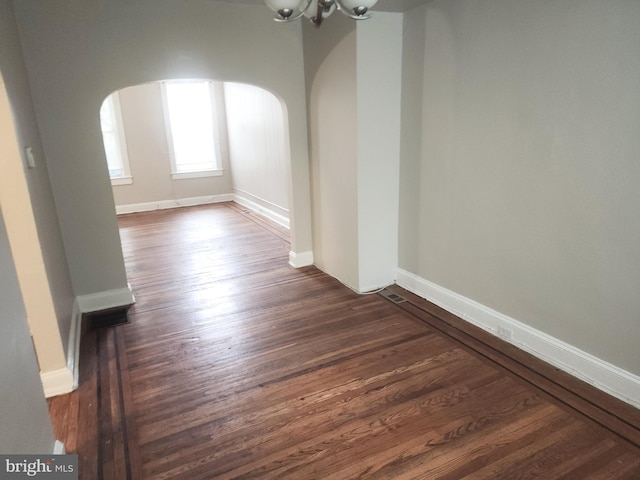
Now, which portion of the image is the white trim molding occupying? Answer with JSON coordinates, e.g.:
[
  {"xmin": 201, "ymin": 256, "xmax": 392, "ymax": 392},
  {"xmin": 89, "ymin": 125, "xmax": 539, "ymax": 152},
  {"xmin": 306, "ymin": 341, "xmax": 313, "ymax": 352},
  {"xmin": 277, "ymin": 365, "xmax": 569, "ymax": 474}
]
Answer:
[
  {"xmin": 53, "ymin": 440, "xmax": 66, "ymax": 455},
  {"xmin": 396, "ymin": 268, "xmax": 640, "ymax": 409},
  {"xmin": 75, "ymin": 285, "xmax": 135, "ymax": 313},
  {"xmin": 41, "ymin": 367, "xmax": 74, "ymax": 398},
  {"xmin": 289, "ymin": 250, "xmax": 314, "ymax": 268},
  {"xmin": 115, "ymin": 193, "xmax": 292, "ymax": 236},
  {"xmin": 40, "ymin": 305, "xmax": 82, "ymax": 398},
  {"xmin": 170, "ymin": 169, "xmax": 224, "ymax": 180},
  {"xmin": 115, "ymin": 194, "xmax": 233, "ymax": 215},
  {"xmin": 233, "ymin": 190, "xmax": 290, "ymax": 230},
  {"xmin": 44, "ymin": 286, "xmax": 135, "ymax": 398},
  {"xmin": 111, "ymin": 175, "xmax": 133, "ymax": 186}
]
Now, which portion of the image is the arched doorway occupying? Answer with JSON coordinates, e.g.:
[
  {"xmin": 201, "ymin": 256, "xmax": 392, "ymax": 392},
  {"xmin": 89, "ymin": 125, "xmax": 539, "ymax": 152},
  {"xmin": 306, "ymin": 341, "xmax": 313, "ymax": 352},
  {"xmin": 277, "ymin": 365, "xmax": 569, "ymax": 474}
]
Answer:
[{"xmin": 100, "ymin": 80, "xmax": 293, "ymax": 230}]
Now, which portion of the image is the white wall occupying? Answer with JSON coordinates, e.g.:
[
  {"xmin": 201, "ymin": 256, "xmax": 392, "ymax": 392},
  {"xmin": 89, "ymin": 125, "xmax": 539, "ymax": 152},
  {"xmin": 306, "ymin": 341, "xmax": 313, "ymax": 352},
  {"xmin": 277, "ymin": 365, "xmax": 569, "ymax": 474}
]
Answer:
[
  {"xmin": 225, "ymin": 82, "xmax": 291, "ymax": 225},
  {"xmin": 12, "ymin": 0, "xmax": 314, "ymax": 300},
  {"xmin": 356, "ymin": 13, "xmax": 403, "ymax": 292},
  {"xmin": 399, "ymin": 0, "xmax": 640, "ymax": 378},
  {"xmin": 398, "ymin": 5, "xmax": 426, "ymax": 269}
]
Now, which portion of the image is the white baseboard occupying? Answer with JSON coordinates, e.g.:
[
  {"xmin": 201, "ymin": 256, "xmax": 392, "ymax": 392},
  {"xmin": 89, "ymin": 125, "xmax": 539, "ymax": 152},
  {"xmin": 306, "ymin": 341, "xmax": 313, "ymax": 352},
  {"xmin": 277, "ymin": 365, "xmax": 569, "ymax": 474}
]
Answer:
[
  {"xmin": 40, "ymin": 305, "xmax": 82, "ymax": 398},
  {"xmin": 53, "ymin": 440, "xmax": 65, "ymax": 455},
  {"xmin": 75, "ymin": 285, "xmax": 135, "ymax": 313},
  {"xmin": 58, "ymin": 286, "xmax": 134, "ymax": 398},
  {"xmin": 115, "ymin": 194, "xmax": 234, "ymax": 215},
  {"xmin": 41, "ymin": 366, "xmax": 74, "ymax": 398},
  {"xmin": 289, "ymin": 250, "xmax": 314, "ymax": 268},
  {"xmin": 233, "ymin": 191, "xmax": 290, "ymax": 230},
  {"xmin": 115, "ymin": 192, "xmax": 291, "ymax": 233},
  {"xmin": 396, "ymin": 268, "xmax": 640, "ymax": 409}
]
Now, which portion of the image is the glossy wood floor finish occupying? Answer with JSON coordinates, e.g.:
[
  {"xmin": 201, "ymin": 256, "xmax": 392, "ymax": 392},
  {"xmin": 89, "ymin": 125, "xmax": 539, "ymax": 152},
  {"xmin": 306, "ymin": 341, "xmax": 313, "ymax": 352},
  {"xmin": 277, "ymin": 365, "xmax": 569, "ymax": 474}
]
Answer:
[{"xmin": 49, "ymin": 203, "xmax": 640, "ymax": 479}]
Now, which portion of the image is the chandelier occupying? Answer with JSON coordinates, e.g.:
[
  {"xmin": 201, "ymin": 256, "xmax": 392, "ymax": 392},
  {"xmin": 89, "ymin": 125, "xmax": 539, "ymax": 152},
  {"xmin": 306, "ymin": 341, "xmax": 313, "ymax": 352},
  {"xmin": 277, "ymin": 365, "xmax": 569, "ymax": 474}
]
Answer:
[{"xmin": 265, "ymin": 0, "xmax": 379, "ymax": 27}]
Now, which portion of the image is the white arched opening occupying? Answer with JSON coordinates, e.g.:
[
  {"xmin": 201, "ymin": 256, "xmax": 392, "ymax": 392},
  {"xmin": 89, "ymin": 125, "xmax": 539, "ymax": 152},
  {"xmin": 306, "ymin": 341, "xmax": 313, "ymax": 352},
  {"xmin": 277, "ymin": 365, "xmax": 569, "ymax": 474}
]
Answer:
[{"xmin": 100, "ymin": 80, "xmax": 293, "ymax": 231}]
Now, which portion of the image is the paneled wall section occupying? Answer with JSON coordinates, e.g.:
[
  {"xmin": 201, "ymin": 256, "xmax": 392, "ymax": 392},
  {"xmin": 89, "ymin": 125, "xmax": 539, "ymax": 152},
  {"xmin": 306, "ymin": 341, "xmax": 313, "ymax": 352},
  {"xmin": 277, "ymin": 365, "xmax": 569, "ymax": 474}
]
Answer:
[{"xmin": 224, "ymin": 82, "xmax": 290, "ymax": 220}]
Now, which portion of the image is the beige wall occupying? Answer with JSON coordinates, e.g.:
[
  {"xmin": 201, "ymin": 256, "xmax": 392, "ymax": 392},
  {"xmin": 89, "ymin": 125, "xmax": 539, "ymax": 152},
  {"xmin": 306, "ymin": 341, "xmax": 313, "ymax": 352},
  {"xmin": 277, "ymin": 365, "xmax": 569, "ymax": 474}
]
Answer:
[
  {"xmin": 225, "ymin": 82, "xmax": 291, "ymax": 221},
  {"xmin": 12, "ymin": 0, "xmax": 313, "ymax": 297},
  {"xmin": 400, "ymin": 0, "xmax": 640, "ymax": 375},
  {"xmin": 355, "ymin": 13, "xmax": 403, "ymax": 291},
  {"xmin": 0, "ymin": 208, "xmax": 56, "ymax": 454},
  {"xmin": 0, "ymin": 75, "xmax": 68, "ymax": 375},
  {"xmin": 309, "ymin": 30, "xmax": 359, "ymax": 289},
  {"xmin": 112, "ymin": 82, "xmax": 233, "ymax": 207},
  {"xmin": 0, "ymin": 0, "xmax": 73, "ymax": 387},
  {"xmin": 0, "ymin": 69, "xmax": 56, "ymax": 453},
  {"xmin": 398, "ymin": 5, "xmax": 426, "ymax": 269},
  {"xmin": 112, "ymin": 80, "xmax": 291, "ymax": 222}
]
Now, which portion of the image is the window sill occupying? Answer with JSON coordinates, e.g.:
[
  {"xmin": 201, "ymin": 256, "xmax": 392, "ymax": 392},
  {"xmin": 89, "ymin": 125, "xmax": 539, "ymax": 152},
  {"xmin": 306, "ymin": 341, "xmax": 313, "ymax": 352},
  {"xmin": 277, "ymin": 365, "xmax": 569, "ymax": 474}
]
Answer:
[
  {"xmin": 111, "ymin": 176, "xmax": 133, "ymax": 186},
  {"xmin": 171, "ymin": 170, "xmax": 223, "ymax": 180}
]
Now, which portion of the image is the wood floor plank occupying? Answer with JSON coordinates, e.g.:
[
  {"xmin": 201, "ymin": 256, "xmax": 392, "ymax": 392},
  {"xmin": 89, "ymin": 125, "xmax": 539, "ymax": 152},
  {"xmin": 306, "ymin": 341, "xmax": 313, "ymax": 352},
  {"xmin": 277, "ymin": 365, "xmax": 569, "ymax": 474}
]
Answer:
[
  {"xmin": 76, "ymin": 325, "xmax": 100, "ymax": 480},
  {"xmin": 114, "ymin": 325, "xmax": 144, "ymax": 480},
  {"xmin": 48, "ymin": 202, "xmax": 640, "ymax": 479},
  {"xmin": 141, "ymin": 348, "xmax": 497, "ymax": 478}
]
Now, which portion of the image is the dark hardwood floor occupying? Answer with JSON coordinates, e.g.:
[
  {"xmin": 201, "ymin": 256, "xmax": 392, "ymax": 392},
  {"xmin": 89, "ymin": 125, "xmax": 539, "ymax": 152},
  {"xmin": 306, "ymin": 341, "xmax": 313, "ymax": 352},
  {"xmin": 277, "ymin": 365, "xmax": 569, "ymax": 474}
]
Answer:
[{"xmin": 49, "ymin": 202, "xmax": 640, "ymax": 479}]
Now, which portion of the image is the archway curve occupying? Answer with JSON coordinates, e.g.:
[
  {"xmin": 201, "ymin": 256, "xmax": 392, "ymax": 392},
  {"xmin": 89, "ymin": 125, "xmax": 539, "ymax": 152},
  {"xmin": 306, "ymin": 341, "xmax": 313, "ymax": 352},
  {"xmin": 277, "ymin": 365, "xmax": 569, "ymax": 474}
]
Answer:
[{"xmin": 100, "ymin": 79, "xmax": 294, "ymax": 233}]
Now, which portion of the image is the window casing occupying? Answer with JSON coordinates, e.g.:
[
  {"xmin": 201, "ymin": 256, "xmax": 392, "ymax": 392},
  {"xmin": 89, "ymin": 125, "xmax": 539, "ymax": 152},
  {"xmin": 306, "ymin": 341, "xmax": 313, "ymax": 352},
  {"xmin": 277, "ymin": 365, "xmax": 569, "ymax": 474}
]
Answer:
[
  {"xmin": 100, "ymin": 93, "xmax": 132, "ymax": 185},
  {"xmin": 161, "ymin": 80, "xmax": 224, "ymax": 179}
]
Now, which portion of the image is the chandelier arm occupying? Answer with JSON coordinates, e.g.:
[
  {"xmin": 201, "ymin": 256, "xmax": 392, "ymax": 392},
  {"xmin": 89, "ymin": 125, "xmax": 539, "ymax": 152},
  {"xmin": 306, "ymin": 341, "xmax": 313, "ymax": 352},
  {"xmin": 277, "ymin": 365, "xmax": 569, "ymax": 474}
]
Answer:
[
  {"xmin": 335, "ymin": 0, "xmax": 372, "ymax": 20},
  {"xmin": 313, "ymin": 0, "xmax": 325, "ymax": 26},
  {"xmin": 312, "ymin": 0, "xmax": 337, "ymax": 27}
]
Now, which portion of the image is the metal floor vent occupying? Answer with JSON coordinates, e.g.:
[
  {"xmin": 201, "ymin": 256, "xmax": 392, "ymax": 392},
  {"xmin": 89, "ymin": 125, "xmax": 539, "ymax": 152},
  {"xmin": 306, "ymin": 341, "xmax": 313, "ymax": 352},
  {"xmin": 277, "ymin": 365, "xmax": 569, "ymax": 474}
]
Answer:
[
  {"xmin": 87, "ymin": 307, "xmax": 130, "ymax": 329},
  {"xmin": 379, "ymin": 289, "xmax": 408, "ymax": 304}
]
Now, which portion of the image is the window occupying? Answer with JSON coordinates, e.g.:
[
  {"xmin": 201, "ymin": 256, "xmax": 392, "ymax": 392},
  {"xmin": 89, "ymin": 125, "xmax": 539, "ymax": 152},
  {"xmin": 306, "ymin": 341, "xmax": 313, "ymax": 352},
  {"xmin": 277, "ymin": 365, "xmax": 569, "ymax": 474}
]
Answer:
[
  {"xmin": 162, "ymin": 81, "xmax": 223, "ymax": 179},
  {"xmin": 99, "ymin": 93, "xmax": 132, "ymax": 185}
]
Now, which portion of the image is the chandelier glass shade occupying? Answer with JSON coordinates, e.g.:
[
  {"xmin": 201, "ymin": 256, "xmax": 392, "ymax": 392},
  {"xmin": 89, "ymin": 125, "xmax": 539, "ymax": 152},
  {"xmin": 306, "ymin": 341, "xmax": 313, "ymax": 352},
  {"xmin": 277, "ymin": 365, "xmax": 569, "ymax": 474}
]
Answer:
[{"xmin": 265, "ymin": 0, "xmax": 378, "ymax": 27}]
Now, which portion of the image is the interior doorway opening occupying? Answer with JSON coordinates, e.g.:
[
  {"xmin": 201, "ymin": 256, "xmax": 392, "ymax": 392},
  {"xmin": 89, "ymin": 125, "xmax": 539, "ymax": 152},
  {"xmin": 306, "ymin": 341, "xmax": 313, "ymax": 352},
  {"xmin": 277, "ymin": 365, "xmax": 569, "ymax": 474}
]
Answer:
[{"xmin": 99, "ymin": 80, "xmax": 292, "ymax": 230}]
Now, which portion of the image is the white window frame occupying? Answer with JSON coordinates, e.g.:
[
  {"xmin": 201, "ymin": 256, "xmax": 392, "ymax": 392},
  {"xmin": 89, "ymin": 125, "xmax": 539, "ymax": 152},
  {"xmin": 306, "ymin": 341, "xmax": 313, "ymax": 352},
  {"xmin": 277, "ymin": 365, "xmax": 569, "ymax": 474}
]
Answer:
[
  {"xmin": 100, "ymin": 92, "xmax": 133, "ymax": 186},
  {"xmin": 161, "ymin": 80, "xmax": 224, "ymax": 180}
]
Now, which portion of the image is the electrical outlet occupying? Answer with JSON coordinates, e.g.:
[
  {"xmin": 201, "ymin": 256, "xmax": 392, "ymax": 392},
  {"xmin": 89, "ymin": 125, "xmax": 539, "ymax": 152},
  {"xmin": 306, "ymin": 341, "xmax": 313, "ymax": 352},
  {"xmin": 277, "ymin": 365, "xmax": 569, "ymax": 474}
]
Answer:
[{"xmin": 497, "ymin": 326, "xmax": 513, "ymax": 340}]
